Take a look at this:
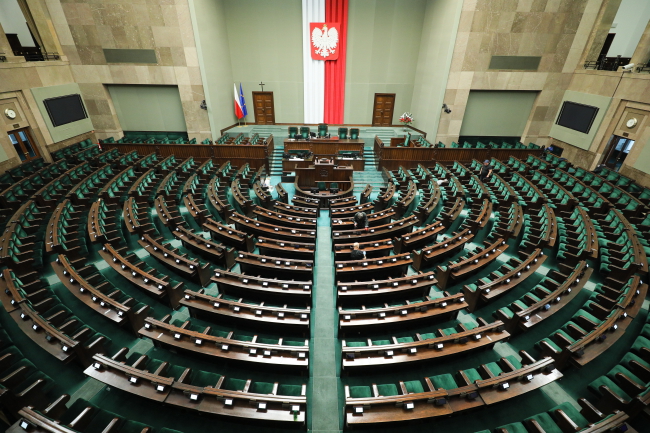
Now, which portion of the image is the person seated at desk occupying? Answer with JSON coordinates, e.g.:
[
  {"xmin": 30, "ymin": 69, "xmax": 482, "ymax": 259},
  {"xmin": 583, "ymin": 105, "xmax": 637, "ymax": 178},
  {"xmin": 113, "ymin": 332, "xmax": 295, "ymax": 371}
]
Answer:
[
  {"xmin": 351, "ymin": 242, "xmax": 366, "ymax": 260},
  {"xmin": 354, "ymin": 211, "xmax": 369, "ymax": 231}
]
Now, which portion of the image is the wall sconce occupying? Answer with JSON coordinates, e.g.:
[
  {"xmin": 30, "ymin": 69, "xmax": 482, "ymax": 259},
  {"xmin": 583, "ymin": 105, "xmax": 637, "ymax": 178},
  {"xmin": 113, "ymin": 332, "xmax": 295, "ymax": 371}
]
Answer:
[
  {"xmin": 200, "ymin": 100, "xmax": 207, "ymax": 110},
  {"xmin": 442, "ymin": 103, "xmax": 451, "ymax": 114}
]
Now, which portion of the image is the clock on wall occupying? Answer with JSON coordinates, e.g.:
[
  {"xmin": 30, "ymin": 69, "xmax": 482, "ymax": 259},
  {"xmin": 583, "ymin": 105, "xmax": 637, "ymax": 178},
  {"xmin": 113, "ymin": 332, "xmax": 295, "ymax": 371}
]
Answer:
[
  {"xmin": 4, "ymin": 108, "xmax": 16, "ymax": 120},
  {"xmin": 626, "ymin": 117, "xmax": 638, "ymax": 128}
]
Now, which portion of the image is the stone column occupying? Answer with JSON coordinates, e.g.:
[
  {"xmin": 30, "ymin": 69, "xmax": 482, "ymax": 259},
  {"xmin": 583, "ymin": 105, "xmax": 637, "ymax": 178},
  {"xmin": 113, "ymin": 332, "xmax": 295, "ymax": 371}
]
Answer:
[
  {"xmin": 581, "ymin": 0, "xmax": 623, "ymax": 65},
  {"xmin": 21, "ymin": 0, "xmax": 63, "ymax": 56},
  {"xmin": 630, "ymin": 20, "xmax": 650, "ymax": 68}
]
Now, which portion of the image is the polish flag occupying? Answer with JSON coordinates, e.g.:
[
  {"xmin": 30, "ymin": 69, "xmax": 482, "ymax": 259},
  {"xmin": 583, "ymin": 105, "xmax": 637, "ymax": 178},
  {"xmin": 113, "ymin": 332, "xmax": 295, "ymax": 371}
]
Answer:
[{"xmin": 234, "ymin": 83, "xmax": 244, "ymax": 119}]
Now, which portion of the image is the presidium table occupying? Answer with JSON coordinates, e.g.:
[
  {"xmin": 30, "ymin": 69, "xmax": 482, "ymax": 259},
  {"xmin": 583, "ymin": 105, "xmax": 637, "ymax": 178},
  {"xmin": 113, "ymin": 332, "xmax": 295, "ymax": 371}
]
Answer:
[
  {"xmin": 295, "ymin": 159, "xmax": 353, "ymax": 189},
  {"xmin": 283, "ymin": 137, "xmax": 365, "ymax": 171}
]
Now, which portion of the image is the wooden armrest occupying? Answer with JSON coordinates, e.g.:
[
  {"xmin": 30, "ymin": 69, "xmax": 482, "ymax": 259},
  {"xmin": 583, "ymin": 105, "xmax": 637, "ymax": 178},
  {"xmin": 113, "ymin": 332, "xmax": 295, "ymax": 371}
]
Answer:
[
  {"xmin": 43, "ymin": 394, "xmax": 71, "ymax": 418},
  {"xmin": 577, "ymin": 397, "xmax": 603, "ymax": 423},
  {"xmin": 553, "ymin": 408, "xmax": 581, "ymax": 433}
]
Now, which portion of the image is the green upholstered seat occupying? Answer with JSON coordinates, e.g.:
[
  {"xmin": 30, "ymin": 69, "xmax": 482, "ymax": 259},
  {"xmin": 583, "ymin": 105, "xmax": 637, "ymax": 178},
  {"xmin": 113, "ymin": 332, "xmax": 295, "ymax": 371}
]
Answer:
[
  {"xmin": 278, "ymin": 384, "xmax": 303, "ymax": 396},
  {"xmin": 338, "ymin": 127, "xmax": 348, "ymax": 139},
  {"xmin": 346, "ymin": 341, "xmax": 368, "ymax": 347},
  {"xmin": 348, "ymin": 386, "xmax": 372, "ymax": 398},
  {"xmin": 223, "ymin": 377, "xmax": 247, "ymax": 391},
  {"xmin": 550, "ymin": 401, "xmax": 584, "ymax": 427},
  {"xmin": 429, "ymin": 374, "xmax": 457, "ymax": 390},
  {"xmin": 250, "ymin": 381, "xmax": 275, "ymax": 394},
  {"xmin": 524, "ymin": 412, "xmax": 563, "ymax": 433},
  {"xmin": 376, "ymin": 383, "xmax": 399, "ymax": 396},
  {"xmin": 462, "ymin": 368, "xmax": 483, "ymax": 384},
  {"xmin": 496, "ymin": 422, "xmax": 528, "ymax": 433},
  {"xmin": 441, "ymin": 327, "xmax": 457, "ymax": 336},
  {"xmin": 588, "ymin": 375, "xmax": 631, "ymax": 401},
  {"xmin": 484, "ymin": 362, "xmax": 503, "ymax": 377},
  {"xmin": 403, "ymin": 380, "xmax": 425, "ymax": 394},
  {"xmin": 349, "ymin": 128, "xmax": 359, "ymax": 139}
]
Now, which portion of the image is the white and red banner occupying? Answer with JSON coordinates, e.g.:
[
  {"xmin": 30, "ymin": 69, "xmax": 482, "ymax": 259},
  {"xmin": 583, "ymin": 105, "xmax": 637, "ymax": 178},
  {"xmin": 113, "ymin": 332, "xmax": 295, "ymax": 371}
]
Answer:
[
  {"xmin": 310, "ymin": 22, "xmax": 340, "ymax": 60},
  {"xmin": 302, "ymin": 0, "xmax": 348, "ymax": 124}
]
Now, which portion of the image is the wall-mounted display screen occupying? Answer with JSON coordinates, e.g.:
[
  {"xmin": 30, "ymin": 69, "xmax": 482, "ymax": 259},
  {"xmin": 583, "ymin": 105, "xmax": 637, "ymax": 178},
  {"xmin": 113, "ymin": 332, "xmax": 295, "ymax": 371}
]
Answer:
[
  {"xmin": 555, "ymin": 101, "xmax": 599, "ymax": 134},
  {"xmin": 43, "ymin": 94, "xmax": 88, "ymax": 127}
]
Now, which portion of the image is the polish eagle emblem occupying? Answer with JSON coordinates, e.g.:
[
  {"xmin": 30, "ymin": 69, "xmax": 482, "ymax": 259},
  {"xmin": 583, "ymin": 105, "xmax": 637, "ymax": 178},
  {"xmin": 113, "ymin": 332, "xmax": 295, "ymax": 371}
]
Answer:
[{"xmin": 312, "ymin": 24, "xmax": 339, "ymax": 59}]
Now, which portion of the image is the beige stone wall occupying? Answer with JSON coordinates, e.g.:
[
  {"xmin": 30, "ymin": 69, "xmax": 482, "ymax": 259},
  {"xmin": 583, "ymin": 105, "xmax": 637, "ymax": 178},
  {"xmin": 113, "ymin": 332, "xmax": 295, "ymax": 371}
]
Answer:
[
  {"xmin": 0, "ymin": 61, "xmax": 78, "ymax": 166},
  {"xmin": 558, "ymin": 70, "xmax": 650, "ymax": 181},
  {"xmin": 437, "ymin": 0, "xmax": 604, "ymax": 146},
  {"xmin": 51, "ymin": 0, "xmax": 210, "ymax": 142},
  {"xmin": 0, "ymin": 0, "xmax": 212, "ymax": 175}
]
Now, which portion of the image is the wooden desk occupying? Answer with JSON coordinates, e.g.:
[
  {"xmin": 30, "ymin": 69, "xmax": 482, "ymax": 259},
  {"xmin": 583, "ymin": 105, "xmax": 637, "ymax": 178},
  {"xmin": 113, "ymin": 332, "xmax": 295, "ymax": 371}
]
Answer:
[
  {"xmin": 236, "ymin": 252, "xmax": 314, "ymax": 281},
  {"xmin": 463, "ymin": 249, "xmax": 547, "ymax": 313},
  {"xmin": 203, "ymin": 218, "xmax": 255, "ymax": 252},
  {"xmin": 339, "ymin": 292, "xmax": 466, "ymax": 331},
  {"xmin": 138, "ymin": 234, "xmax": 212, "ymax": 287},
  {"xmin": 333, "ymin": 239, "xmax": 394, "ymax": 260},
  {"xmin": 342, "ymin": 321, "xmax": 509, "ymax": 371},
  {"xmin": 335, "ymin": 157, "xmax": 364, "ymax": 171},
  {"xmin": 284, "ymin": 137, "xmax": 364, "ymax": 155},
  {"xmin": 171, "ymin": 226, "xmax": 236, "ymax": 269},
  {"xmin": 52, "ymin": 255, "xmax": 149, "ymax": 335},
  {"xmin": 212, "ymin": 270, "xmax": 312, "ymax": 302},
  {"xmin": 331, "ymin": 208, "xmax": 395, "ymax": 230},
  {"xmin": 99, "ymin": 243, "xmax": 184, "ymax": 308},
  {"xmin": 344, "ymin": 357, "xmax": 561, "ymax": 426},
  {"xmin": 294, "ymin": 162, "xmax": 353, "ymax": 189},
  {"xmin": 229, "ymin": 213, "xmax": 317, "ymax": 244},
  {"xmin": 393, "ymin": 220, "xmax": 446, "ymax": 254},
  {"xmin": 337, "ymin": 272, "xmax": 437, "ymax": 306},
  {"xmin": 282, "ymin": 156, "xmax": 313, "ymax": 172},
  {"xmin": 335, "ymin": 253, "xmax": 412, "ymax": 282},
  {"xmin": 253, "ymin": 207, "xmax": 317, "ymax": 230},
  {"xmin": 436, "ymin": 238, "xmax": 508, "ymax": 289},
  {"xmin": 182, "ymin": 289, "xmax": 310, "ymax": 331},
  {"xmin": 332, "ymin": 215, "xmax": 418, "ymax": 245},
  {"xmin": 256, "ymin": 237, "xmax": 316, "ymax": 260},
  {"xmin": 412, "ymin": 228, "xmax": 474, "ymax": 271},
  {"xmin": 140, "ymin": 316, "xmax": 309, "ymax": 370},
  {"xmin": 330, "ymin": 202, "xmax": 374, "ymax": 219},
  {"xmin": 273, "ymin": 202, "xmax": 319, "ymax": 217}
]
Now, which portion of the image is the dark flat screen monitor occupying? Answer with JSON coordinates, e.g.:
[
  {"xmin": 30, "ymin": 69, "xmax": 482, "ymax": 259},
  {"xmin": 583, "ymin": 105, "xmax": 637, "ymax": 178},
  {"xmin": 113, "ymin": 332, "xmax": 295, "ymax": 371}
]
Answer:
[
  {"xmin": 43, "ymin": 94, "xmax": 88, "ymax": 127},
  {"xmin": 555, "ymin": 101, "xmax": 599, "ymax": 134}
]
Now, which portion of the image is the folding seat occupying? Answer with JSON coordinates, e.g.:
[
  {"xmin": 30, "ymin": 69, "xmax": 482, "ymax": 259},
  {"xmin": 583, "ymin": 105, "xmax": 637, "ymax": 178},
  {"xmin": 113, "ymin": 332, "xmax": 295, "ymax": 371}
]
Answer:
[
  {"xmin": 429, "ymin": 373, "xmax": 458, "ymax": 391},
  {"xmin": 348, "ymin": 385, "xmax": 373, "ymax": 398}
]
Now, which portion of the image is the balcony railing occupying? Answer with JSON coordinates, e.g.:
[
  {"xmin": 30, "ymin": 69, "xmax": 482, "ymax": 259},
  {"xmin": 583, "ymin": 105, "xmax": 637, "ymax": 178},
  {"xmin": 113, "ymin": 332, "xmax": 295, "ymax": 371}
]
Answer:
[
  {"xmin": 584, "ymin": 55, "xmax": 631, "ymax": 71},
  {"xmin": 636, "ymin": 63, "xmax": 650, "ymax": 73},
  {"xmin": 11, "ymin": 49, "xmax": 60, "ymax": 62}
]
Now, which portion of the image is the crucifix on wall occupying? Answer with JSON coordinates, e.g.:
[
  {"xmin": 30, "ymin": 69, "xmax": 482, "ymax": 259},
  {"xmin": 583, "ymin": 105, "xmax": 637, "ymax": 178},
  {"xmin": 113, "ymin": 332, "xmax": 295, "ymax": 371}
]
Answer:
[{"xmin": 259, "ymin": 81, "xmax": 265, "ymax": 91}]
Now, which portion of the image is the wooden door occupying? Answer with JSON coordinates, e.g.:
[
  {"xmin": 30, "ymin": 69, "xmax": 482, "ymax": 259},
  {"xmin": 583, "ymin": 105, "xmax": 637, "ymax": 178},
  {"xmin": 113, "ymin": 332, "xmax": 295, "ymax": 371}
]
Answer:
[
  {"xmin": 372, "ymin": 93, "xmax": 395, "ymax": 126},
  {"xmin": 252, "ymin": 92, "xmax": 275, "ymax": 125},
  {"xmin": 601, "ymin": 135, "xmax": 635, "ymax": 171},
  {"xmin": 7, "ymin": 128, "xmax": 40, "ymax": 162}
]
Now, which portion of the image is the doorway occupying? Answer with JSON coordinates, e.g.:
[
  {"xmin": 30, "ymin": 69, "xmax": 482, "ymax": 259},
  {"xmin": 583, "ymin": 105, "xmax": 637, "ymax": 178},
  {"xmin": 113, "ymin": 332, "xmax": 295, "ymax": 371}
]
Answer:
[
  {"xmin": 601, "ymin": 135, "xmax": 635, "ymax": 171},
  {"xmin": 372, "ymin": 93, "xmax": 395, "ymax": 126},
  {"xmin": 252, "ymin": 92, "xmax": 275, "ymax": 125},
  {"xmin": 8, "ymin": 128, "xmax": 40, "ymax": 162}
]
